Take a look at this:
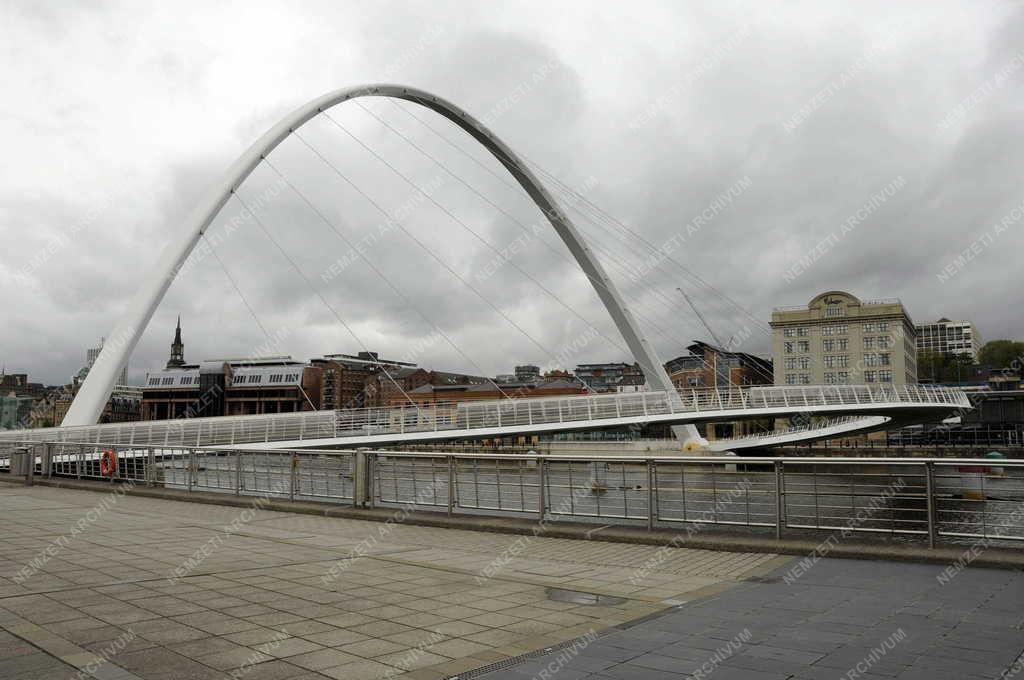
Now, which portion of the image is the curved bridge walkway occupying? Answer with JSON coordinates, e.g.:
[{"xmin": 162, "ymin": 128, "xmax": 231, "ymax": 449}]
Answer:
[{"xmin": 0, "ymin": 385, "xmax": 969, "ymax": 452}]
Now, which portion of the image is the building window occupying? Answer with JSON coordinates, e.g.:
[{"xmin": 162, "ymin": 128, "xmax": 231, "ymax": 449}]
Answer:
[
  {"xmin": 864, "ymin": 370, "xmax": 876, "ymax": 383},
  {"xmin": 826, "ymin": 305, "xmax": 846, "ymax": 318},
  {"xmin": 824, "ymin": 372, "xmax": 836, "ymax": 384},
  {"xmin": 784, "ymin": 328, "xmax": 795, "ymax": 338},
  {"xmin": 879, "ymin": 370, "xmax": 893, "ymax": 382},
  {"xmin": 823, "ymin": 339, "xmax": 835, "ymax": 352},
  {"xmin": 797, "ymin": 327, "xmax": 809, "ymax": 337},
  {"xmin": 838, "ymin": 338, "xmax": 849, "ymax": 351},
  {"xmin": 880, "ymin": 353, "xmax": 891, "ymax": 366},
  {"xmin": 785, "ymin": 358, "xmax": 796, "ymax": 370},
  {"xmin": 784, "ymin": 342, "xmax": 794, "ymax": 354},
  {"xmin": 864, "ymin": 337, "xmax": 875, "ymax": 350},
  {"xmin": 878, "ymin": 322, "xmax": 889, "ymax": 332},
  {"xmin": 799, "ymin": 374, "xmax": 810, "ymax": 384},
  {"xmin": 785, "ymin": 374, "xmax": 796, "ymax": 385},
  {"xmin": 863, "ymin": 322, "xmax": 876, "ymax": 332},
  {"xmin": 838, "ymin": 371, "xmax": 849, "ymax": 383},
  {"xmin": 822, "ymin": 326, "xmax": 833, "ymax": 336},
  {"xmin": 797, "ymin": 340, "xmax": 810, "ymax": 353},
  {"xmin": 837, "ymin": 355, "xmax": 849, "ymax": 368},
  {"xmin": 863, "ymin": 353, "xmax": 878, "ymax": 367},
  {"xmin": 799, "ymin": 357, "xmax": 810, "ymax": 370},
  {"xmin": 835, "ymin": 325, "xmax": 848, "ymax": 335},
  {"xmin": 878, "ymin": 336, "xmax": 892, "ymax": 349}
]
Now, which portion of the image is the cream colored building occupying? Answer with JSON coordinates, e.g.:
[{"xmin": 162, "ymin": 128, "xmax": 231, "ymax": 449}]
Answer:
[{"xmin": 770, "ymin": 291, "xmax": 917, "ymax": 387}]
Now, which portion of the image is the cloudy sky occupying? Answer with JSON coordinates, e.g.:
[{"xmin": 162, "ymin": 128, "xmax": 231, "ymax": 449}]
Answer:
[{"xmin": 2, "ymin": 0, "xmax": 1022, "ymax": 386}]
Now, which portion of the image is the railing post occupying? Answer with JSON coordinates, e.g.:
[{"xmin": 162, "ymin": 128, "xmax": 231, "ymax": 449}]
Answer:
[
  {"xmin": 25, "ymin": 446, "xmax": 35, "ymax": 487},
  {"xmin": 447, "ymin": 456, "xmax": 455, "ymax": 516},
  {"xmin": 235, "ymin": 453, "xmax": 241, "ymax": 495},
  {"xmin": 187, "ymin": 450, "xmax": 194, "ymax": 493},
  {"xmin": 537, "ymin": 457, "xmax": 546, "ymax": 520},
  {"xmin": 774, "ymin": 460, "xmax": 785, "ymax": 539},
  {"xmin": 925, "ymin": 461, "xmax": 937, "ymax": 549},
  {"xmin": 148, "ymin": 447, "xmax": 156, "ymax": 486},
  {"xmin": 44, "ymin": 443, "xmax": 53, "ymax": 478},
  {"xmin": 77, "ymin": 445, "xmax": 83, "ymax": 479},
  {"xmin": 289, "ymin": 452, "xmax": 297, "ymax": 502},
  {"xmin": 646, "ymin": 459, "xmax": 655, "ymax": 531}
]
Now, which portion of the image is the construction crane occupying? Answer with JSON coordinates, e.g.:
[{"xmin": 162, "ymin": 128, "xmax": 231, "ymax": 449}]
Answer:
[{"xmin": 677, "ymin": 286, "xmax": 725, "ymax": 348}]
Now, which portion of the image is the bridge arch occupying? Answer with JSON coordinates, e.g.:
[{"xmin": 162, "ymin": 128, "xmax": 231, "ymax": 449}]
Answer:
[{"xmin": 64, "ymin": 84, "xmax": 703, "ymax": 447}]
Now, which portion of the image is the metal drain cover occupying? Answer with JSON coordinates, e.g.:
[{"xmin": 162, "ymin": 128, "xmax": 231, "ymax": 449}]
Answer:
[{"xmin": 546, "ymin": 587, "xmax": 625, "ymax": 606}]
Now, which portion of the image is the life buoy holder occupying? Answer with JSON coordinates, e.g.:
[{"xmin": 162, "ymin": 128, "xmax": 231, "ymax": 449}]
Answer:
[{"xmin": 100, "ymin": 450, "xmax": 117, "ymax": 477}]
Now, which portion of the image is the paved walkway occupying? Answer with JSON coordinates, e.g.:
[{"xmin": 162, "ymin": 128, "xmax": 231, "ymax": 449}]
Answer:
[
  {"xmin": 0, "ymin": 484, "xmax": 780, "ymax": 679},
  {"xmin": 479, "ymin": 558, "xmax": 1024, "ymax": 680}
]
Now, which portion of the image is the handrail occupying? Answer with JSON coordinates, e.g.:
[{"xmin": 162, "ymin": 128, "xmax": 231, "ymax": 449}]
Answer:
[
  {"xmin": 0, "ymin": 384, "xmax": 971, "ymax": 451},
  {"xmin": 5, "ymin": 440, "xmax": 1020, "ymax": 466}
]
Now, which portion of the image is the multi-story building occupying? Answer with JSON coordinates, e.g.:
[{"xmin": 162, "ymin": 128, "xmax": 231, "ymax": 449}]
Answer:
[
  {"xmin": 0, "ymin": 394, "xmax": 36, "ymax": 430},
  {"xmin": 514, "ymin": 365, "xmax": 541, "ymax": 382},
  {"xmin": 916, "ymin": 318, "xmax": 982, "ymax": 361},
  {"xmin": 142, "ymin": 357, "xmax": 322, "ymax": 419},
  {"xmin": 573, "ymin": 363, "xmax": 646, "ymax": 393},
  {"xmin": 665, "ymin": 341, "xmax": 774, "ymax": 390},
  {"xmin": 664, "ymin": 341, "xmax": 774, "ymax": 440},
  {"xmin": 364, "ymin": 368, "xmax": 487, "ymax": 407},
  {"xmin": 78, "ymin": 338, "xmax": 130, "ymax": 386},
  {"xmin": 394, "ymin": 378, "xmax": 587, "ymax": 407},
  {"xmin": 770, "ymin": 291, "xmax": 917, "ymax": 387},
  {"xmin": 312, "ymin": 351, "xmax": 416, "ymax": 411},
  {"xmin": 50, "ymin": 386, "xmax": 142, "ymax": 425}
]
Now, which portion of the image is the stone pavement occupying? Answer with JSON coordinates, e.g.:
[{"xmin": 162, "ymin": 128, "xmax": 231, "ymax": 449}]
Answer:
[
  {"xmin": 0, "ymin": 484, "xmax": 783, "ymax": 679},
  {"xmin": 479, "ymin": 558, "xmax": 1024, "ymax": 680}
]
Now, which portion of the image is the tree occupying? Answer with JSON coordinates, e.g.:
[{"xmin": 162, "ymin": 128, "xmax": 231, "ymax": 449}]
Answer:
[
  {"xmin": 917, "ymin": 350, "xmax": 974, "ymax": 383},
  {"xmin": 978, "ymin": 340, "xmax": 1024, "ymax": 370}
]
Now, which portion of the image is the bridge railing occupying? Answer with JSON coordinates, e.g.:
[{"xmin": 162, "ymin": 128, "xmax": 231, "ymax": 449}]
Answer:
[
  {"xmin": 4, "ymin": 441, "xmax": 1021, "ymax": 547},
  {"xmin": 0, "ymin": 384, "xmax": 970, "ymax": 451}
]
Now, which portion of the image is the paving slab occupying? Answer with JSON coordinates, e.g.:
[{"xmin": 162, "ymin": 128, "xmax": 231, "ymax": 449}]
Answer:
[{"xmin": 0, "ymin": 484, "xmax": 778, "ymax": 679}]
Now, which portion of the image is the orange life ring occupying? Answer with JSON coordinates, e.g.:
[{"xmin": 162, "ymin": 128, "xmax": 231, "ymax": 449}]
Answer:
[{"xmin": 100, "ymin": 450, "xmax": 117, "ymax": 477}]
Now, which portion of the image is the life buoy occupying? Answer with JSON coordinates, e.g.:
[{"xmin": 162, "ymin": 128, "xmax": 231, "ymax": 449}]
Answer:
[{"xmin": 100, "ymin": 450, "xmax": 117, "ymax": 477}]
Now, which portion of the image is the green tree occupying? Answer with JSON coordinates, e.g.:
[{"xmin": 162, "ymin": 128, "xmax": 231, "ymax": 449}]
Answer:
[{"xmin": 979, "ymin": 340, "xmax": 1024, "ymax": 369}]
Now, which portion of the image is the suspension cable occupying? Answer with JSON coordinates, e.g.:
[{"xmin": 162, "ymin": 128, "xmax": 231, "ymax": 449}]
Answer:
[
  {"xmin": 229, "ymin": 191, "xmax": 425, "ymax": 414},
  {"xmin": 200, "ymin": 233, "xmax": 319, "ymax": 411},
  {"xmin": 258, "ymin": 155, "xmax": 516, "ymax": 402},
  {"xmin": 288, "ymin": 125, "xmax": 597, "ymax": 395}
]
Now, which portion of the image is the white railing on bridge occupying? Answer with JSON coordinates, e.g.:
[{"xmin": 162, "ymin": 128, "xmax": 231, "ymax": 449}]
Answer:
[{"xmin": 0, "ymin": 384, "xmax": 970, "ymax": 452}]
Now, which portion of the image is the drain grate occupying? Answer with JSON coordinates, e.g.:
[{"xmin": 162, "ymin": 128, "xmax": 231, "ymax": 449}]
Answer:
[
  {"xmin": 445, "ymin": 630, "xmax": 604, "ymax": 679},
  {"xmin": 545, "ymin": 587, "xmax": 626, "ymax": 606}
]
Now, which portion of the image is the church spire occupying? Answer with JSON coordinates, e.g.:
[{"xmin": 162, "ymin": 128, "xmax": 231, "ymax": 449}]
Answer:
[{"xmin": 166, "ymin": 315, "xmax": 185, "ymax": 369}]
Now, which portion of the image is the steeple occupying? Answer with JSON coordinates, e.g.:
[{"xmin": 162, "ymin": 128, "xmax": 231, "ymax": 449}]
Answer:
[{"xmin": 166, "ymin": 315, "xmax": 185, "ymax": 369}]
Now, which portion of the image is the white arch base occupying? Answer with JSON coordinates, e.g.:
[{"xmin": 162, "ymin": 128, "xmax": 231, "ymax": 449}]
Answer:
[{"xmin": 62, "ymin": 84, "xmax": 704, "ymax": 448}]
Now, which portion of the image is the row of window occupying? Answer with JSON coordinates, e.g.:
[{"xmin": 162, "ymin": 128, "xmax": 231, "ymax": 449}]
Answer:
[
  {"xmin": 785, "ymin": 370, "xmax": 894, "ymax": 385},
  {"xmin": 785, "ymin": 336, "xmax": 891, "ymax": 354},
  {"xmin": 783, "ymin": 322, "xmax": 891, "ymax": 337},
  {"xmin": 234, "ymin": 372, "xmax": 302, "ymax": 385}
]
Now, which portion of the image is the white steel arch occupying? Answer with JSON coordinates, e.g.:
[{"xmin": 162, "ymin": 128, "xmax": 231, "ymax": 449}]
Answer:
[{"xmin": 64, "ymin": 84, "xmax": 704, "ymax": 448}]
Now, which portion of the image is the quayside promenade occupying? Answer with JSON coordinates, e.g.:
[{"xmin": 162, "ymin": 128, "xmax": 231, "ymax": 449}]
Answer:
[{"xmin": 1, "ymin": 483, "xmax": 1022, "ymax": 680}]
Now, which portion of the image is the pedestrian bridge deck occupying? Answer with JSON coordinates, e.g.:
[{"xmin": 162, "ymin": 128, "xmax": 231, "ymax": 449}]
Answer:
[{"xmin": 0, "ymin": 384, "xmax": 970, "ymax": 452}]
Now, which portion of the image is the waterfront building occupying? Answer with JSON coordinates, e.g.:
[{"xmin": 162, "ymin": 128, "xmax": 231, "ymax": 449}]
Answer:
[
  {"xmin": 514, "ymin": 364, "xmax": 541, "ymax": 382},
  {"xmin": 312, "ymin": 351, "xmax": 416, "ymax": 411},
  {"xmin": 142, "ymin": 357, "xmax": 322, "ymax": 419},
  {"xmin": 573, "ymin": 363, "xmax": 646, "ymax": 393},
  {"xmin": 393, "ymin": 378, "xmax": 586, "ymax": 407},
  {"xmin": 770, "ymin": 291, "xmax": 917, "ymax": 386},
  {"xmin": 665, "ymin": 341, "xmax": 773, "ymax": 389},
  {"xmin": 665, "ymin": 341, "xmax": 774, "ymax": 440}
]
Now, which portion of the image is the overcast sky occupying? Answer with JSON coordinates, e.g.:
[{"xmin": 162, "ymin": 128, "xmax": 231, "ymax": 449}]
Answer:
[{"xmin": 2, "ymin": 0, "xmax": 1022, "ymax": 386}]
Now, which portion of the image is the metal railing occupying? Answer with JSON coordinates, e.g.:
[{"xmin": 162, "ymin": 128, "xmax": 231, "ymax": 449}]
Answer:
[
  {"xmin": 0, "ymin": 384, "xmax": 970, "ymax": 452},
  {"xmin": 4, "ymin": 442, "xmax": 1022, "ymax": 547}
]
